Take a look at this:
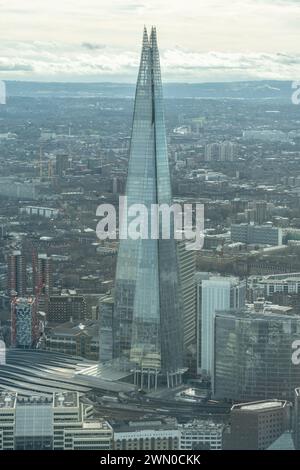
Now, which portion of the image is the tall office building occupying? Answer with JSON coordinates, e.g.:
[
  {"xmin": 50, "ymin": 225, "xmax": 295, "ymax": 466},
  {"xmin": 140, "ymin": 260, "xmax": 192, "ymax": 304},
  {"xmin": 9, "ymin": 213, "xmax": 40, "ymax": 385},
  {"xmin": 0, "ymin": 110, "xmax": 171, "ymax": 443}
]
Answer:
[
  {"xmin": 219, "ymin": 141, "xmax": 238, "ymax": 162},
  {"xmin": 33, "ymin": 253, "xmax": 53, "ymax": 313},
  {"xmin": 177, "ymin": 240, "xmax": 196, "ymax": 368},
  {"xmin": 7, "ymin": 250, "xmax": 27, "ymax": 297},
  {"xmin": 204, "ymin": 143, "xmax": 220, "ymax": 162},
  {"xmin": 214, "ymin": 306, "xmax": 300, "ymax": 401},
  {"xmin": 114, "ymin": 27, "xmax": 184, "ymax": 388},
  {"xmin": 196, "ymin": 274, "xmax": 246, "ymax": 376},
  {"xmin": 33, "ymin": 253, "xmax": 53, "ymax": 296},
  {"xmin": 11, "ymin": 297, "xmax": 38, "ymax": 348},
  {"xmin": 195, "ymin": 272, "xmax": 210, "ymax": 375},
  {"xmin": 253, "ymin": 201, "xmax": 268, "ymax": 225}
]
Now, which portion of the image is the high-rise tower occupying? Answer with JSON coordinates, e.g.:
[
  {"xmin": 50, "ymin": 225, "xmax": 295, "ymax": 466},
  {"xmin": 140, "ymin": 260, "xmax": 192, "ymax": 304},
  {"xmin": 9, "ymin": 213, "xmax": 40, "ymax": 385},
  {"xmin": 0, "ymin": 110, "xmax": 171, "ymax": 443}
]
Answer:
[
  {"xmin": 33, "ymin": 253, "xmax": 53, "ymax": 297},
  {"xmin": 7, "ymin": 250, "xmax": 27, "ymax": 297},
  {"xmin": 33, "ymin": 253, "xmax": 53, "ymax": 314},
  {"xmin": 113, "ymin": 27, "xmax": 184, "ymax": 388},
  {"xmin": 11, "ymin": 297, "xmax": 38, "ymax": 348}
]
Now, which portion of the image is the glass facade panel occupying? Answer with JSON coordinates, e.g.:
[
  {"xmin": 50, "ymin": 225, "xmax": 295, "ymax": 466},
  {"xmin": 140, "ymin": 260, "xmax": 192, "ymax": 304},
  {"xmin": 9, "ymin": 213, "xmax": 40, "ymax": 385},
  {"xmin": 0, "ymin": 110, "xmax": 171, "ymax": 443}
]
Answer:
[{"xmin": 214, "ymin": 311, "xmax": 300, "ymax": 401}]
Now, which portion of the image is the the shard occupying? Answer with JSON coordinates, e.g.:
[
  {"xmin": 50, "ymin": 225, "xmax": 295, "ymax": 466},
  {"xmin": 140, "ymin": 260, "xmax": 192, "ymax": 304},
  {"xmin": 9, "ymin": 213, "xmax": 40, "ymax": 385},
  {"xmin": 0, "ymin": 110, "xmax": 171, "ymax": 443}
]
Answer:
[{"xmin": 113, "ymin": 27, "xmax": 184, "ymax": 389}]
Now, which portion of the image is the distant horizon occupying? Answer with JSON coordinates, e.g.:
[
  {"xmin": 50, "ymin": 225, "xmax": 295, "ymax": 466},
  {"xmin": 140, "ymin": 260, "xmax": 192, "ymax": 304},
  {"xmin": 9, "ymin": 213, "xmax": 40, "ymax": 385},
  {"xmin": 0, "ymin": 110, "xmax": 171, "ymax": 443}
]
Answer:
[
  {"xmin": 3, "ymin": 79, "xmax": 295, "ymax": 101},
  {"xmin": 2, "ymin": 78, "xmax": 293, "ymax": 85}
]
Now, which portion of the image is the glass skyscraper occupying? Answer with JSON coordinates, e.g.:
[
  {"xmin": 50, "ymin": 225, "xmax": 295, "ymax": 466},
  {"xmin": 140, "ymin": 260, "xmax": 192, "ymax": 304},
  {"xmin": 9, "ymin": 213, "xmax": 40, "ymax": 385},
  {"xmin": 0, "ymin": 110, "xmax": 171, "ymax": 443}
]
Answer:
[
  {"xmin": 113, "ymin": 27, "xmax": 184, "ymax": 388},
  {"xmin": 214, "ymin": 309, "xmax": 300, "ymax": 401}
]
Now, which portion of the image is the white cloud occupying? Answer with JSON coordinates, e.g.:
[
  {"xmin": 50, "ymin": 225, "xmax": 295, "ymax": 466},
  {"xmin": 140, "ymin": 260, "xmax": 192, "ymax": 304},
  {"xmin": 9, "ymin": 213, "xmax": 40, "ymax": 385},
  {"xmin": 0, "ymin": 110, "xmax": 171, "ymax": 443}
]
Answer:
[
  {"xmin": 0, "ymin": 0, "xmax": 299, "ymax": 80},
  {"xmin": 0, "ymin": 41, "xmax": 300, "ymax": 81}
]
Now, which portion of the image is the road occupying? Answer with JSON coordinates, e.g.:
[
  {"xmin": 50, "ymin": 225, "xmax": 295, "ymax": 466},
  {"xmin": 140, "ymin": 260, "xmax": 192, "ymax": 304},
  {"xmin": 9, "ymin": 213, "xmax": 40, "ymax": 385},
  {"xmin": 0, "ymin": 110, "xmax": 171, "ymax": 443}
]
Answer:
[{"xmin": 89, "ymin": 393, "xmax": 230, "ymax": 421}]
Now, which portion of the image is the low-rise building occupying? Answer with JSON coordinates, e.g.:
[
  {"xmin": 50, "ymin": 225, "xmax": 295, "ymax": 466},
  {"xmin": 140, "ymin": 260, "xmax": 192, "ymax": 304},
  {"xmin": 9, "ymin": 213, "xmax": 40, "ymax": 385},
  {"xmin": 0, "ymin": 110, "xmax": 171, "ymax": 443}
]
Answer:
[
  {"xmin": 231, "ymin": 223, "xmax": 282, "ymax": 246},
  {"xmin": 19, "ymin": 206, "xmax": 59, "ymax": 219},
  {"xmin": 113, "ymin": 419, "xmax": 180, "ymax": 450},
  {"xmin": 179, "ymin": 420, "xmax": 224, "ymax": 450},
  {"xmin": 45, "ymin": 321, "xmax": 99, "ymax": 360},
  {"xmin": 48, "ymin": 290, "xmax": 86, "ymax": 323},
  {"xmin": 224, "ymin": 400, "xmax": 291, "ymax": 450}
]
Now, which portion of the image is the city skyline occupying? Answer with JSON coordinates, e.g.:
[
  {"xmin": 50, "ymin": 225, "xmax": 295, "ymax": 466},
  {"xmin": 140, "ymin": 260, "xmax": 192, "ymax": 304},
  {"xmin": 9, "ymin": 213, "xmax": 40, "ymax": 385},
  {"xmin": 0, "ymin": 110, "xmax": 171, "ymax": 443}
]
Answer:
[
  {"xmin": 0, "ymin": 0, "xmax": 300, "ymax": 82},
  {"xmin": 1, "ymin": 5, "xmax": 300, "ymax": 454}
]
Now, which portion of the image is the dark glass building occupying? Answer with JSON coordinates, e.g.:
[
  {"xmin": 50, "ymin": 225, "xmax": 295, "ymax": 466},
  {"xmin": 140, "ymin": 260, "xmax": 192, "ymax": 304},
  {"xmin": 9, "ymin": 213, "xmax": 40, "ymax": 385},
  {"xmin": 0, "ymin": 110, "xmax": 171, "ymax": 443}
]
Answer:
[
  {"xmin": 224, "ymin": 400, "xmax": 291, "ymax": 450},
  {"xmin": 113, "ymin": 27, "xmax": 184, "ymax": 388}
]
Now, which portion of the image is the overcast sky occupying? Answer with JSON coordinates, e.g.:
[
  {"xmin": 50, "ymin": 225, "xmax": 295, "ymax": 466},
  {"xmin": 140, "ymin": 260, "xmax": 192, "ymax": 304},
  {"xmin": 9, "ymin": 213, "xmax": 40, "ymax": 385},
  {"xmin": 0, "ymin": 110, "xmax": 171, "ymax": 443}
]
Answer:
[{"xmin": 0, "ymin": 0, "xmax": 300, "ymax": 82}]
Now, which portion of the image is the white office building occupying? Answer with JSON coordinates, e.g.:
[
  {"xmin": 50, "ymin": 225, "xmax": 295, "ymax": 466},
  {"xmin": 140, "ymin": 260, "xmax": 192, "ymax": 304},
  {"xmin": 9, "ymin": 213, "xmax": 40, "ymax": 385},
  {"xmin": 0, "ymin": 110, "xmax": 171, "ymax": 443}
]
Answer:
[
  {"xmin": 260, "ymin": 272, "xmax": 300, "ymax": 296},
  {"xmin": 196, "ymin": 273, "xmax": 246, "ymax": 376},
  {"xmin": 231, "ymin": 223, "xmax": 282, "ymax": 246}
]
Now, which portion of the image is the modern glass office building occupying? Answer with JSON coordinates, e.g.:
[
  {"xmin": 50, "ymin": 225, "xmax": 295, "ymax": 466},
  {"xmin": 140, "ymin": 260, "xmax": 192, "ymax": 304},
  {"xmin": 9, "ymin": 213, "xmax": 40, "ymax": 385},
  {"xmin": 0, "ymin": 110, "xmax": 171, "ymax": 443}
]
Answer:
[
  {"xmin": 214, "ymin": 309, "xmax": 300, "ymax": 401},
  {"xmin": 113, "ymin": 27, "xmax": 184, "ymax": 388}
]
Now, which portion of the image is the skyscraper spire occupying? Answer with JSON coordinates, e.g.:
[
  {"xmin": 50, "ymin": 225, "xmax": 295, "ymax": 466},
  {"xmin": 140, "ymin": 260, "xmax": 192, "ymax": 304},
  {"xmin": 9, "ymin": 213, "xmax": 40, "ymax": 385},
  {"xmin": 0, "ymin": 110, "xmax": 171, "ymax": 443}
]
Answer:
[
  {"xmin": 149, "ymin": 26, "xmax": 157, "ymax": 48},
  {"xmin": 113, "ymin": 28, "xmax": 184, "ymax": 389},
  {"xmin": 142, "ymin": 25, "xmax": 149, "ymax": 46}
]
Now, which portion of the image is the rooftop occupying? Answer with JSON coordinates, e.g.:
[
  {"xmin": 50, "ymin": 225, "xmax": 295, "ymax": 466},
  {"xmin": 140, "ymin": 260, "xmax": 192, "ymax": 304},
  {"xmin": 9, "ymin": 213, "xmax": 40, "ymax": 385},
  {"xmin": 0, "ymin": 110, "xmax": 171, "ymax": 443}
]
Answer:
[
  {"xmin": 12, "ymin": 296, "xmax": 36, "ymax": 306},
  {"xmin": 232, "ymin": 400, "xmax": 288, "ymax": 412},
  {"xmin": 0, "ymin": 349, "xmax": 135, "ymax": 396},
  {"xmin": 0, "ymin": 349, "xmax": 92, "ymax": 397},
  {"xmin": 216, "ymin": 304, "xmax": 295, "ymax": 321},
  {"xmin": 82, "ymin": 420, "xmax": 111, "ymax": 430},
  {"xmin": 0, "ymin": 391, "xmax": 17, "ymax": 409},
  {"xmin": 180, "ymin": 420, "xmax": 224, "ymax": 431},
  {"xmin": 261, "ymin": 277, "xmax": 300, "ymax": 284},
  {"xmin": 113, "ymin": 419, "xmax": 178, "ymax": 433},
  {"xmin": 53, "ymin": 391, "xmax": 78, "ymax": 408},
  {"xmin": 16, "ymin": 395, "xmax": 53, "ymax": 406},
  {"xmin": 46, "ymin": 321, "xmax": 99, "ymax": 338},
  {"xmin": 263, "ymin": 272, "xmax": 300, "ymax": 281}
]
